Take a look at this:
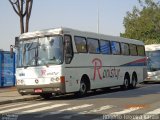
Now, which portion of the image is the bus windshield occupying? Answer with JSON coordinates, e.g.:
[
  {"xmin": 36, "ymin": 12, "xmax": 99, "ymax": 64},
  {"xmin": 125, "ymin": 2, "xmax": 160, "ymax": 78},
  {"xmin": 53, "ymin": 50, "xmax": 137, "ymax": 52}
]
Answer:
[
  {"xmin": 17, "ymin": 36, "xmax": 63, "ymax": 67},
  {"xmin": 146, "ymin": 50, "xmax": 160, "ymax": 72}
]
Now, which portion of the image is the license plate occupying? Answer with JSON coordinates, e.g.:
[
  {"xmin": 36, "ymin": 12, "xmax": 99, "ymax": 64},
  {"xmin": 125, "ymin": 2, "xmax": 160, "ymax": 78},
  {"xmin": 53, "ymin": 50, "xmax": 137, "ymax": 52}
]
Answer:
[{"xmin": 34, "ymin": 89, "xmax": 43, "ymax": 93}]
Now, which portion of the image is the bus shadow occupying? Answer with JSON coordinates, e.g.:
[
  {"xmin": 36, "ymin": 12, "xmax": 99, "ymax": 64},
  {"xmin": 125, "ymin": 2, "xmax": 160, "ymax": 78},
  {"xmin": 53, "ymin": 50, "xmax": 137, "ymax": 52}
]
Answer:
[
  {"xmin": 143, "ymin": 82, "xmax": 160, "ymax": 84},
  {"xmin": 38, "ymin": 83, "xmax": 160, "ymax": 101},
  {"xmin": 38, "ymin": 87, "xmax": 125, "ymax": 101},
  {"xmin": 82, "ymin": 83, "xmax": 160, "ymax": 99}
]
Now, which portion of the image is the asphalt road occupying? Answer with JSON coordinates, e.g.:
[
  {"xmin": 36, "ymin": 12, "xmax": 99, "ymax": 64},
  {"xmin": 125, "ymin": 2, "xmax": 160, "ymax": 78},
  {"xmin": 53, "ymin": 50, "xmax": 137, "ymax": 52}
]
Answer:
[{"xmin": 0, "ymin": 83, "xmax": 160, "ymax": 120}]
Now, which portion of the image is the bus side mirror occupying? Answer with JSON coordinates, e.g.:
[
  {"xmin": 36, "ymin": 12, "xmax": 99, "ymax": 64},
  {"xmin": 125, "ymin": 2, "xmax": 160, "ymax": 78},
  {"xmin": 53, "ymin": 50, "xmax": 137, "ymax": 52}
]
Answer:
[
  {"xmin": 15, "ymin": 37, "xmax": 19, "ymax": 48},
  {"xmin": 10, "ymin": 45, "xmax": 14, "ymax": 58},
  {"xmin": 10, "ymin": 37, "xmax": 19, "ymax": 58}
]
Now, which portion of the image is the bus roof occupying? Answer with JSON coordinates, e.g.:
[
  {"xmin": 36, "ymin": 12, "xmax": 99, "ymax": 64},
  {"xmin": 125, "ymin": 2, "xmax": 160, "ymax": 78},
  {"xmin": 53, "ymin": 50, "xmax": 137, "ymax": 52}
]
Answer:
[
  {"xmin": 19, "ymin": 27, "xmax": 144, "ymax": 45},
  {"xmin": 145, "ymin": 44, "xmax": 160, "ymax": 51}
]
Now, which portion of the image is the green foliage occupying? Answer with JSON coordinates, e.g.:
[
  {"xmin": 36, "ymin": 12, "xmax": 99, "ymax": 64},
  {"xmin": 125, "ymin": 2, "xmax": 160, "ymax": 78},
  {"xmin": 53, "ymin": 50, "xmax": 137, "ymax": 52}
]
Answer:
[{"xmin": 121, "ymin": 0, "xmax": 160, "ymax": 44}]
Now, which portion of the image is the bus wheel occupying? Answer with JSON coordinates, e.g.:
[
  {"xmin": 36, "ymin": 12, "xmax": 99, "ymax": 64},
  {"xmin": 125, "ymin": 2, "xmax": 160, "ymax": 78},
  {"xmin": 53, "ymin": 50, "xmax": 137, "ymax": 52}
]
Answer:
[
  {"xmin": 121, "ymin": 77, "xmax": 129, "ymax": 90},
  {"xmin": 130, "ymin": 74, "xmax": 137, "ymax": 89},
  {"xmin": 40, "ymin": 93, "xmax": 53, "ymax": 99},
  {"xmin": 75, "ymin": 80, "xmax": 87, "ymax": 97}
]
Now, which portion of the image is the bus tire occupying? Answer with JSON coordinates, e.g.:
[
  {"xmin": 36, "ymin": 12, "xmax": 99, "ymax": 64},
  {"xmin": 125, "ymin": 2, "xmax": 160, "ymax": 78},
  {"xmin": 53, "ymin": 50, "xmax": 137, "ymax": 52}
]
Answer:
[
  {"xmin": 75, "ymin": 80, "xmax": 88, "ymax": 97},
  {"xmin": 75, "ymin": 75, "xmax": 90, "ymax": 97},
  {"xmin": 40, "ymin": 93, "xmax": 52, "ymax": 99},
  {"xmin": 121, "ymin": 75, "xmax": 130, "ymax": 90},
  {"xmin": 130, "ymin": 73, "xmax": 137, "ymax": 89}
]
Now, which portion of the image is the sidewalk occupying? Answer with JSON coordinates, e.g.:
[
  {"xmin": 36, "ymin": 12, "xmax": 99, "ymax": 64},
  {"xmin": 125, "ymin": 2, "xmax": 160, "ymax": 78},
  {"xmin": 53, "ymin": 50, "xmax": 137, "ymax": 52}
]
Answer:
[{"xmin": 0, "ymin": 86, "xmax": 41, "ymax": 105}]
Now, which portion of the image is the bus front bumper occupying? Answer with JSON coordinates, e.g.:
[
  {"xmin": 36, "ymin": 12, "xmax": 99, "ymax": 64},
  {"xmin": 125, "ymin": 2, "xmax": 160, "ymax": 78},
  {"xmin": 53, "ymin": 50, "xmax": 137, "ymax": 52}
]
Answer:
[{"xmin": 16, "ymin": 83, "xmax": 65, "ymax": 95}]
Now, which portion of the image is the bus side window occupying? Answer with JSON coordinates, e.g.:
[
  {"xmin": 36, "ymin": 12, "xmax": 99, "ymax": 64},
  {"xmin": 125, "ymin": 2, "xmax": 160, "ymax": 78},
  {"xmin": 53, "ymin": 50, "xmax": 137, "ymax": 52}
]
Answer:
[
  {"xmin": 111, "ymin": 41, "xmax": 121, "ymax": 55},
  {"xmin": 137, "ymin": 45, "xmax": 145, "ymax": 56},
  {"xmin": 74, "ymin": 36, "xmax": 87, "ymax": 53},
  {"xmin": 87, "ymin": 38, "xmax": 100, "ymax": 53},
  {"xmin": 99, "ymin": 40, "xmax": 111, "ymax": 54},
  {"xmin": 64, "ymin": 35, "xmax": 73, "ymax": 64},
  {"xmin": 130, "ymin": 44, "xmax": 138, "ymax": 56},
  {"xmin": 121, "ymin": 43, "xmax": 129, "ymax": 55}
]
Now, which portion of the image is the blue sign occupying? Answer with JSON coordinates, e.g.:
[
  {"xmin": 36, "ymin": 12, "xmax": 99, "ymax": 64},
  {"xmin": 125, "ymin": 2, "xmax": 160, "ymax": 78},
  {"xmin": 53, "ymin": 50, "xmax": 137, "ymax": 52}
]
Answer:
[{"xmin": 0, "ymin": 51, "xmax": 15, "ymax": 87}]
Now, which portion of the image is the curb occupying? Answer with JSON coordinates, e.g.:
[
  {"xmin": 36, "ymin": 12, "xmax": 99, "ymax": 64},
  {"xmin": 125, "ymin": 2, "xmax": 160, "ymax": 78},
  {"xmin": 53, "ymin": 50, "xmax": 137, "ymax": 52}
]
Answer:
[
  {"xmin": 0, "ymin": 87, "xmax": 17, "ymax": 93},
  {"xmin": 0, "ymin": 96, "xmax": 41, "ymax": 105}
]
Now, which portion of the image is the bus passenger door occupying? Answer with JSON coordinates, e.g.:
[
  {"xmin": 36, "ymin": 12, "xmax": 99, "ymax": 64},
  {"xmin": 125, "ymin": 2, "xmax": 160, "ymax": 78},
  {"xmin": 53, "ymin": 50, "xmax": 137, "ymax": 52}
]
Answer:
[{"xmin": 64, "ymin": 35, "xmax": 77, "ymax": 92}]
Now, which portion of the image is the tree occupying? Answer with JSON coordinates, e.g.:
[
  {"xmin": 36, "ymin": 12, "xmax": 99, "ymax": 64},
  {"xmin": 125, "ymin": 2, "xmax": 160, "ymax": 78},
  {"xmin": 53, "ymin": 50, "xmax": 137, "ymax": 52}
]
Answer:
[
  {"xmin": 9, "ymin": 0, "xmax": 33, "ymax": 34},
  {"xmin": 121, "ymin": 0, "xmax": 160, "ymax": 44}
]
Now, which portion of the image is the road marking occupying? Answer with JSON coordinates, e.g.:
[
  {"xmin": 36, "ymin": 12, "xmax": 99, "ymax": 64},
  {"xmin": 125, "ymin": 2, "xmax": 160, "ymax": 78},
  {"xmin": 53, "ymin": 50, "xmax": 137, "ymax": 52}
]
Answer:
[
  {"xmin": 0, "ymin": 102, "xmax": 28, "ymax": 110},
  {"xmin": 131, "ymin": 108, "xmax": 160, "ymax": 120},
  {"xmin": 143, "ymin": 108, "xmax": 160, "ymax": 120},
  {"xmin": 20, "ymin": 104, "xmax": 68, "ymax": 114},
  {"xmin": 0, "ymin": 102, "xmax": 51, "ymax": 114},
  {"xmin": 92, "ymin": 107, "xmax": 142, "ymax": 120},
  {"xmin": 61, "ymin": 105, "xmax": 114, "ymax": 119},
  {"xmin": 110, "ymin": 107, "xmax": 142, "ymax": 115},
  {"xmin": 36, "ymin": 104, "xmax": 93, "ymax": 118}
]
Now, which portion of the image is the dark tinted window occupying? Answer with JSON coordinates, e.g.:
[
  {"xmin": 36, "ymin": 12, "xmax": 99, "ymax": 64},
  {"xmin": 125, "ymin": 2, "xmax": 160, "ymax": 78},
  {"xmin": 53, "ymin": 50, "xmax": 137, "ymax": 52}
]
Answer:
[
  {"xmin": 74, "ymin": 36, "xmax": 87, "ymax": 53},
  {"xmin": 137, "ymin": 45, "xmax": 145, "ymax": 56},
  {"xmin": 130, "ymin": 44, "xmax": 137, "ymax": 56},
  {"xmin": 87, "ymin": 38, "xmax": 100, "ymax": 53},
  {"xmin": 121, "ymin": 43, "xmax": 129, "ymax": 55},
  {"xmin": 64, "ymin": 35, "xmax": 73, "ymax": 64}
]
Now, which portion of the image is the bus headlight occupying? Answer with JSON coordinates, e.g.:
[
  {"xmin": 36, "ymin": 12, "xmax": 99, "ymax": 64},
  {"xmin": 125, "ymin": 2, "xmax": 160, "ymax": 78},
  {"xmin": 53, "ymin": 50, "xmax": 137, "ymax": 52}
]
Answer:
[
  {"xmin": 17, "ymin": 79, "xmax": 25, "ymax": 85},
  {"xmin": 17, "ymin": 80, "xmax": 20, "ymax": 85},
  {"xmin": 50, "ymin": 76, "xmax": 65, "ymax": 83},
  {"xmin": 21, "ymin": 80, "xmax": 24, "ymax": 84},
  {"xmin": 50, "ymin": 77, "xmax": 60, "ymax": 83},
  {"xmin": 56, "ymin": 77, "xmax": 60, "ymax": 82},
  {"xmin": 50, "ymin": 78, "xmax": 56, "ymax": 83}
]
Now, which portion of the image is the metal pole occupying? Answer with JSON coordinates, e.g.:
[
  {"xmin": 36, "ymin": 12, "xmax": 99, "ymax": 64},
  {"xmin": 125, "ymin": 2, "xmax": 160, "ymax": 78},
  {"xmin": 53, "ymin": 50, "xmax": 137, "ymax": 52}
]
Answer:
[{"xmin": 97, "ymin": 0, "xmax": 99, "ymax": 34}]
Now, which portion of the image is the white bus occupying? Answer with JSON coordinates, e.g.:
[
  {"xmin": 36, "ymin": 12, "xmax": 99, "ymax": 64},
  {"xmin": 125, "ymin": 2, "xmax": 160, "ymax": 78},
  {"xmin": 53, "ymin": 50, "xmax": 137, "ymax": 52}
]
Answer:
[
  {"xmin": 144, "ymin": 44, "xmax": 160, "ymax": 83},
  {"xmin": 14, "ymin": 27, "xmax": 147, "ymax": 99}
]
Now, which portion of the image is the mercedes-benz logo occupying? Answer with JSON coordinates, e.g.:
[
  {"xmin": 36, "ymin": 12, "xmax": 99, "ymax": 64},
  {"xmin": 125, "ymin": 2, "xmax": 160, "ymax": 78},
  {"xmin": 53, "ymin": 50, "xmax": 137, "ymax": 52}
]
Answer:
[{"xmin": 35, "ymin": 79, "xmax": 39, "ymax": 84}]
